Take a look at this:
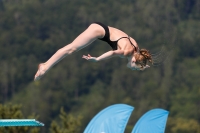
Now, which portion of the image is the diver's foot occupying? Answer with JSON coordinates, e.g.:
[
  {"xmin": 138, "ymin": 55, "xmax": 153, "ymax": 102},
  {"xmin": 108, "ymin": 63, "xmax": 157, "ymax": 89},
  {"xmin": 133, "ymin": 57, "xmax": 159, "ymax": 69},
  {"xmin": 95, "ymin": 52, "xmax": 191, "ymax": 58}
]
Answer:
[{"xmin": 34, "ymin": 63, "xmax": 47, "ymax": 81}]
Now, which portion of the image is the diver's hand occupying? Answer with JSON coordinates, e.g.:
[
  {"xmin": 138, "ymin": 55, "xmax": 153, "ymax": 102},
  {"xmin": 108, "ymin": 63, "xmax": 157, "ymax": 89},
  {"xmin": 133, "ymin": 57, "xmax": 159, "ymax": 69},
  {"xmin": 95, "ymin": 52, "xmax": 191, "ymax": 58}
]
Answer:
[{"xmin": 82, "ymin": 54, "xmax": 98, "ymax": 62}]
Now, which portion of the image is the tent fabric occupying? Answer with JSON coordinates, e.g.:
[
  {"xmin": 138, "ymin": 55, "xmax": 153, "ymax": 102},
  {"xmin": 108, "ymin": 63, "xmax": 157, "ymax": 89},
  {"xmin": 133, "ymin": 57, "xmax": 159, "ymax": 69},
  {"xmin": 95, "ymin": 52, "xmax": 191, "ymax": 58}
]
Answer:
[
  {"xmin": 84, "ymin": 104, "xmax": 134, "ymax": 133},
  {"xmin": 131, "ymin": 108, "xmax": 169, "ymax": 133}
]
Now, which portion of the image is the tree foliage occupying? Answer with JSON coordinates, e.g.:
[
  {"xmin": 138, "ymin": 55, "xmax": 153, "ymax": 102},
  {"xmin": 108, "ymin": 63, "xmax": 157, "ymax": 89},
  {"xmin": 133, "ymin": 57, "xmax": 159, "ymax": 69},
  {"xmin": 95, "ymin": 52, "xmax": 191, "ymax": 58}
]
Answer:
[{"xmin": 50, "ymin": 107, "xmax": 82, "ymax": 133}]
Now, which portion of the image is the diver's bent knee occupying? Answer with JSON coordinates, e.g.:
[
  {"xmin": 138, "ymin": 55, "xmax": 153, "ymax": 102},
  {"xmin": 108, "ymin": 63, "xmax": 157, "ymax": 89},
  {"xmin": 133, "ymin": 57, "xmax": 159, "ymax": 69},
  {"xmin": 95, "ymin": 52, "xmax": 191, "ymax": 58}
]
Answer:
[{"xmin": 68, "ymin": 47, "xmax": 77, "ymax": 54}]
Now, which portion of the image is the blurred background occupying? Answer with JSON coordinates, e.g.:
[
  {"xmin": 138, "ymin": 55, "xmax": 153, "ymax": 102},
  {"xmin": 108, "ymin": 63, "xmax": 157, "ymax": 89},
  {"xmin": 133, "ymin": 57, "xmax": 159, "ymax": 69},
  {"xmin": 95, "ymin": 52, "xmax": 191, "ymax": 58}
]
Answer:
[{"xmin": 0, "ymin": 0, "xmax": 199, "ymax": 133}]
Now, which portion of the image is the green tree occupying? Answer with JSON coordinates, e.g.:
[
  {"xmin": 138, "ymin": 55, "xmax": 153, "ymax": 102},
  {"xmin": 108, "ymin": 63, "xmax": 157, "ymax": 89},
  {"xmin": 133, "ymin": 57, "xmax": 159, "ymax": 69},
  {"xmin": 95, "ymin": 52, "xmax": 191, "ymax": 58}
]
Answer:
[
  {"xmin": 167, "ymin": 117, "xmax": 200, "ymax": 133},
  {"xmin": 50, "ymin": 107, "xmax": 82, "ymax": 133}
]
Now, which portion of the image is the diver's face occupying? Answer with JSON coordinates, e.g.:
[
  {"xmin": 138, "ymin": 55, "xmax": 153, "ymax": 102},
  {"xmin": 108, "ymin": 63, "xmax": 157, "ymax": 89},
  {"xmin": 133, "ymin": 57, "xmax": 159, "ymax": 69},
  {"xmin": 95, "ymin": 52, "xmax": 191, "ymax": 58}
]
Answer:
[
  {"xmin": 127, "ymin": 59, "xmax": 143, "ymax": 71},
  {"xmin": 127, "ymin": 56, "xmax": 150, "ymax": 71},
  {"xmin": 130, "ymin": 62, "xmax": 143, "ymax": 70}
]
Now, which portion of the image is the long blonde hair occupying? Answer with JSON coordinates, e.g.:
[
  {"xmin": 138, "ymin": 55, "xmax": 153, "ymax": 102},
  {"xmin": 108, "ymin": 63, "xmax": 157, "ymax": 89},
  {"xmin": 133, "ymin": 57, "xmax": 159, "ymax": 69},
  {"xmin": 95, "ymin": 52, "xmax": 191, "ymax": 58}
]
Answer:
[{"xmin": 135, "ymin": 49, "xmax": 152, "ymax": 67}]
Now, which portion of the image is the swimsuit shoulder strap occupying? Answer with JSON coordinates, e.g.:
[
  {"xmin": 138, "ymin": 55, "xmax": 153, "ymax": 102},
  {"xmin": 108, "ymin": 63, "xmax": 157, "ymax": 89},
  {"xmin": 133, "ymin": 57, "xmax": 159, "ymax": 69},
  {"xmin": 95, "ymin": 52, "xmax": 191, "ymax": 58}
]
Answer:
[
  {"xmin": 116, "ymin": 36, "xmax": 138, "ymax": 51},
  {"xmin": 116, "ymin": 37, "xmax": 129, "ymax": 42},
  {"xmin": 127, "ymin": 36, "xmax": 138, "ymax": 51}
]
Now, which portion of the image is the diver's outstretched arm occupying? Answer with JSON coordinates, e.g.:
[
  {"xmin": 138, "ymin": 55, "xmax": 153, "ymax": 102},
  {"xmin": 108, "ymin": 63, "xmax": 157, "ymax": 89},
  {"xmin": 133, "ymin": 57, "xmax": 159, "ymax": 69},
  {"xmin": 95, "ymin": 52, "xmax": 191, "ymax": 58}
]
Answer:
[{"xmin": 82, "ymin": 50, "xmax": 124, "ymax": 62}]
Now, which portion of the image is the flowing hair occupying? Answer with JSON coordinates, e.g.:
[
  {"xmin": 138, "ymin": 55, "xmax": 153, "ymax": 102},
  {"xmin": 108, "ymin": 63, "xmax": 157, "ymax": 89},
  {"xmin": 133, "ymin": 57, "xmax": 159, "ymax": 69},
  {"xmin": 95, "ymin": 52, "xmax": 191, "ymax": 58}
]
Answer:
[
  {"xmin": 135, "ymin": 49, "xmax": 152, "ymax": 67},
  {"xmin": 135, "ymin": 46, "xmax": 170, "ymax": 67},
  {"xmin": 150, "ymin": 46, "xmax": 171, "ymax": 66}
]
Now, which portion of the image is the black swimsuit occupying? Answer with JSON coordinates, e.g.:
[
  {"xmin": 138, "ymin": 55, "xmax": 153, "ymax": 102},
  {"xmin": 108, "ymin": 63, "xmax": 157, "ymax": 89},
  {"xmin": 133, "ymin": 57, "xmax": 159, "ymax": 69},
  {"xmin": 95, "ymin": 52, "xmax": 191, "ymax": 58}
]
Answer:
[{"xmin": 94, "ymin": 22, "xmax": 137, "ymax": 51}]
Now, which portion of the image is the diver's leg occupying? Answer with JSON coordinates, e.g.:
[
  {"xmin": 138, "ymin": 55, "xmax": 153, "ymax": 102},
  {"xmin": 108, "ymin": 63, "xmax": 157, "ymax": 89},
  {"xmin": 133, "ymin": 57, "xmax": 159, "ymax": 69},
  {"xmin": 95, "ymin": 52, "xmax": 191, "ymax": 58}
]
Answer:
[{"xmin": 34, "ymin": 24, "xmax": 104, "ymax": 80}]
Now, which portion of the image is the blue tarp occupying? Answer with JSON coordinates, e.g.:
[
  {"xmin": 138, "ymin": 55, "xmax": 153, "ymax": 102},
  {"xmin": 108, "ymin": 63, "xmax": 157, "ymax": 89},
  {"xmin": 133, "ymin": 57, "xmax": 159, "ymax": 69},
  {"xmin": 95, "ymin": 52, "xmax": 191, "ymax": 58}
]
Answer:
[
  {"xmin": 131, "ymin": 108, "xmax": 169, "ymax": 133},
  {"xmin": 84, "ymin": 104, "xmax": 134, "ymax": 133}
]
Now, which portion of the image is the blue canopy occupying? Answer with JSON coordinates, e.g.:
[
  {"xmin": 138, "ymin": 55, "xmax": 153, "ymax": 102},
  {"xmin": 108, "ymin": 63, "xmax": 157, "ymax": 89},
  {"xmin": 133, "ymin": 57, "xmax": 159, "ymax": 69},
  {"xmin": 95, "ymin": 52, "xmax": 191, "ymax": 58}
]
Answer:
[
  {"xmin": 84, "ymin": 104, "xmax": 134, "ymax": 133},
  {"xmin": 131, "ymin": 108, "xmax": 169, "ymax": 133}
]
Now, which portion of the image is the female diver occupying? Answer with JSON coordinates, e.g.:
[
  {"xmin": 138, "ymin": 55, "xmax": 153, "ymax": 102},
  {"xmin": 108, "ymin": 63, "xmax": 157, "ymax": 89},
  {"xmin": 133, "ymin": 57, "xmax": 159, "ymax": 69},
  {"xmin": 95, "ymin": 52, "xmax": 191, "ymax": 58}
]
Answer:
[{"xmin": 34, "ymin": 22, "xmax": 152, "ymax": 80}]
